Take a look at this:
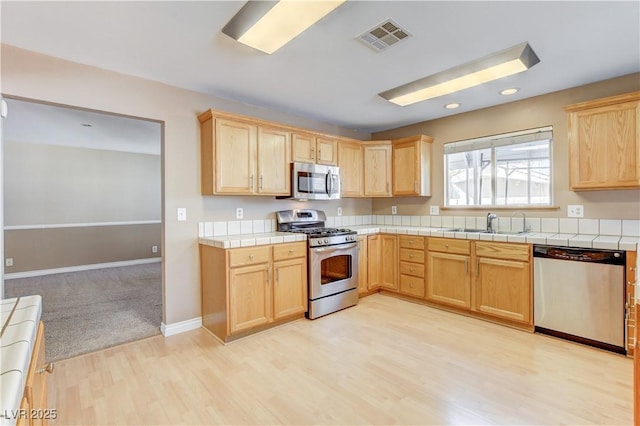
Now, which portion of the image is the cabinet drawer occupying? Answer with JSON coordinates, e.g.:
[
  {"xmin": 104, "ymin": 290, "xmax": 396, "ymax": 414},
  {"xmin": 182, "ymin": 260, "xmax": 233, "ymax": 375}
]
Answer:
[
  {"xmin": 400, "ymin": 274, "xmax": 425, "ymax": 298},
  {"xmin": 229, "ymin": 246, "xmax": 271, "ymax": 267},
  {"xmin": 428, "ymin": 237, "xmax": 470, "ymax": 255},
  {"xmin": 399, "ymin": 235, "xmax": 425, "ymax": 250},
  {"xmin": 475, "ymin": 241, "xmax": 530, "ymax": 262},
  {"xmin": 399, "ymin": 248, "xmax": 425, "ymax": 264},
  {"xmin": 399, "ymin": 261, "xmax": 425, "ymax": 278},
  {"xmin": 273, "ymin": 242, "xmax": 306, "ymax": 261}
]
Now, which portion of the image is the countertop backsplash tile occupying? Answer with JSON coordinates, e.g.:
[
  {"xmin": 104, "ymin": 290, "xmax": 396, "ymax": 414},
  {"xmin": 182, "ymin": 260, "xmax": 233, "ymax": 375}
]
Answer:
[
  {"xmin": 578, "ymin": 219, "xmax": 599, "ymax": 235},
  {"xmin": 600, "ymin": 219, "xmax": 622, "ymax": 236}
]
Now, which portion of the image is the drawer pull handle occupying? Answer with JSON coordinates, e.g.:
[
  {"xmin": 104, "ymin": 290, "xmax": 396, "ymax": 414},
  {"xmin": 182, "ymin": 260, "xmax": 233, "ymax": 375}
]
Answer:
[
  {"xmin": 409, "ymin": 268, "xmax": 414, "ymax": 272},
  {"xmin": 409, "ymin": 240, "xmax": 413, "ymax": 244},
  {"xmin": 249, "ymin": 255, "xmax": 254, "ymax": 261},
  {"xmin": 409, "ymin": 254, "xmax": 413, "ymax": 258},
  {"xmin": 288, "ymin": 249, "xmax": 294, "ymax": 254},
  {"xmin": 445, "ymin": 244, "xmax": 449, "ymax": 248},
  {"xmin": 409, "ymin": 284, "xmax": 414, "ymax": 288},
  {"xmin": 38, "ymin": 363, "xmax": 54, "ymax": 374}
]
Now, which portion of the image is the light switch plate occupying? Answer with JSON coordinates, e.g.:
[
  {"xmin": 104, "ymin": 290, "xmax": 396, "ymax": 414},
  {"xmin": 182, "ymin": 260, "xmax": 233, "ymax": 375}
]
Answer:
[
  {"xmin": 337, "ymin": 207, "xmax": 342, "ymax": 216},
  {"xmin": 391, "ymin": 206, "xmax": 397, "ymax": 215},
  {"xmin": 5, "ymin": 258, "xmax": 13, "ymax": 267},
  {"xmin": 236, "ymin": 207, "xmax": 244, "ymax": 219},
  {"xmin": 177, "ymin": 208, "xmax": 187, "ymax": 221},
  {"xmin": 430, "ymin": 206, "xmax": 440, "ymax": 215},
  {"xmin": 567, "ymin": 205, "xmax": 584, "ymax": 218}
]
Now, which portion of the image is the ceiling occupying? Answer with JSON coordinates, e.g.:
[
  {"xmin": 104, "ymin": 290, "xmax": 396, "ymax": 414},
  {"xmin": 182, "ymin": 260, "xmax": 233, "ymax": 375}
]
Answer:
[
  {"xmin": 3, "ymin": 98, "xmax": 162, "ymax": 155},
  {"xmin": 1, "ymin": 1, "xmax": 639, "ymax": 134}
]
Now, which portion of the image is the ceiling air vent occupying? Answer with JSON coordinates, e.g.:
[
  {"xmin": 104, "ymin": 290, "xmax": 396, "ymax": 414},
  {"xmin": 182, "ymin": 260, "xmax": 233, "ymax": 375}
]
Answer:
[{"xmin": 356, "ymin": 19, "xmax": 411, "ymax": 52}]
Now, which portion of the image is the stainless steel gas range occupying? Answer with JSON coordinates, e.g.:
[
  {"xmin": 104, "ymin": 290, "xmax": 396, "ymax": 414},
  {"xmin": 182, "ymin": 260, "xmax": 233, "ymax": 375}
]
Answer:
[{"xmin": 276, "ymin": 209, "xmax": 358, "ymax": 319}]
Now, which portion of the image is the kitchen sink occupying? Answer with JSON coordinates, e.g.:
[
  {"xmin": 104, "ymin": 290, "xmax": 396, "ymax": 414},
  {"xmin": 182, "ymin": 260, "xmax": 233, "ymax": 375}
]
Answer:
[{"xmin": 444, "ymin": 228, "xmax": 527, "ymax": 235}]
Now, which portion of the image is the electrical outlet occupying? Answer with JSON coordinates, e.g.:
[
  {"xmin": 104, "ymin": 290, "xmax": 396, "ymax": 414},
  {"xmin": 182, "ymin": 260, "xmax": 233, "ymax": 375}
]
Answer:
[
  {"xmin": 152, "ymin": 246, "xmax": 158, "ymax": 253},
  {"xmin": 567, "ymin": 205, "xmax": 584, "ymax": 218},
  {"xmin": 236, "ymin": 207, "xmax": 244, "ymax": 219},
  {"xmin": 430, "ymin": 206, "xmax": 440, "ymax": 215},
  {"xmin": 5, "ymin": 258, "xmax": 13, "ymax": 267},
  {"xmin": 177, "ymin": 208, "xmax": 187, "ymax": 221},
  {"xmin": 337, "ymin": 207, "xmax": 343, "ymax": 216},
  {"xmin": 391, "ymin": 206, "xmax": 397, "ymax": 215}
]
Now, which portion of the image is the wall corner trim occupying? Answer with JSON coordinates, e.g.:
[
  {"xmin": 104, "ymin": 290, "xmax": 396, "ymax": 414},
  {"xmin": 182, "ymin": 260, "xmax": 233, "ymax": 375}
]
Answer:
[{"xmin": 161, "ymin": 317, "xmax": 202, "ymax": 337}]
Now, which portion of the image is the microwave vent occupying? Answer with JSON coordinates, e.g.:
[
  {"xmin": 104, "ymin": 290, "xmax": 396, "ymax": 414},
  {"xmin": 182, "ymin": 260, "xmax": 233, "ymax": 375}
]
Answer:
[{"xmin": 356, "ymin": 19, "xmax": 411, "ymax": 52}]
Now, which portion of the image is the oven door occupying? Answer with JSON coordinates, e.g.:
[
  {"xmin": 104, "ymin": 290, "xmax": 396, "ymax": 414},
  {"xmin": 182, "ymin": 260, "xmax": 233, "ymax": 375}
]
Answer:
[{"xmin": 309, "ymin": 242, "xmax": 358, "ymax": 300}]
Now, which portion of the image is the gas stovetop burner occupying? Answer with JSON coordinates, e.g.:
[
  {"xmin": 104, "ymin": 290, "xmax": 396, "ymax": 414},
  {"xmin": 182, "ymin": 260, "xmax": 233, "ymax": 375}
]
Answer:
[
  {"xmin": 292, "ymin": 227, "xmax": 355, "ymax": 237},
  {"xmin": 276, "ymin": 209, "xmax": 358, "ymax": 247}
]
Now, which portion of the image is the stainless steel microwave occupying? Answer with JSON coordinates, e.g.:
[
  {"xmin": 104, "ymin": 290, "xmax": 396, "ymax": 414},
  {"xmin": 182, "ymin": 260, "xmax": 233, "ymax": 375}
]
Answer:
[{"xmin": 284, "ymin": 162, "xmax": 341, "ymax": 200}]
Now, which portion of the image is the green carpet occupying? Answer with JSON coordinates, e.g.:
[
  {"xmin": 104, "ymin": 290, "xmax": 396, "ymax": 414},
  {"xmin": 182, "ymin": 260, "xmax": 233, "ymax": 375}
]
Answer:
[{"xmin": 4, "ymin": 262, "xmax": 162, "ymax": 362}]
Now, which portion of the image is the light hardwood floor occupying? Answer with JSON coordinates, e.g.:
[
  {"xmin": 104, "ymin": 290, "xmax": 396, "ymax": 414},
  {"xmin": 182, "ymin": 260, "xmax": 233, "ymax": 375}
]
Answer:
[{"xmin": 49, "ymin": 294, "xmax": 633, "ymax": 425}]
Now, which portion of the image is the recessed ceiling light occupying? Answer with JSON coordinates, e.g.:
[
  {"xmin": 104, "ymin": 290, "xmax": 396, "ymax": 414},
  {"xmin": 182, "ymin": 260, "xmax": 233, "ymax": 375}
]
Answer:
[
  {"xmin": 444, "ymin": 103, "xmax": 460, "ymax": 109},
  {"xmin": 500, "ymin": 88, "xmax": 520, "ymax": 96}
]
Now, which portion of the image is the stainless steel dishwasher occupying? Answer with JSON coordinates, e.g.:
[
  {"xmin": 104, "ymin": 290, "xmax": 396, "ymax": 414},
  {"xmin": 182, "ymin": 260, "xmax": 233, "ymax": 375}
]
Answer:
[{"xmin": 533, "ymin": 245, "xmax": 626, "ymax": 354}]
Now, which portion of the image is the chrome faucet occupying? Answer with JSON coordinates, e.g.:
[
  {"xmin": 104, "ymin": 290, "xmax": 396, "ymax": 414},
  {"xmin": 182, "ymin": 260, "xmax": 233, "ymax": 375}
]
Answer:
[
  {"xmin": 513, "ymin": 211, "xmax": 531, "ymax": 233},
  {"xmin": 486, "ymin": 213, "xmax": 498, "ymax": 233}
]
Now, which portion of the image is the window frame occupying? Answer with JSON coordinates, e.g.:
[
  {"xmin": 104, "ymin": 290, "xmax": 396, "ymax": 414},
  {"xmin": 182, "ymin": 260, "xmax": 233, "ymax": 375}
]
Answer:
[{"xmin": 443, "ymin": 126, "xmax": 554, "ymax": 208}]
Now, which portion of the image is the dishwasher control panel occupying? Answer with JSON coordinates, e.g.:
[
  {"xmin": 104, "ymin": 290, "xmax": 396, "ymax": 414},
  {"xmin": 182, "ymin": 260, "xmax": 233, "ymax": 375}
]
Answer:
[{"xmin": 533, "ymin": 245, "xmax": 625, "ymax": 265}]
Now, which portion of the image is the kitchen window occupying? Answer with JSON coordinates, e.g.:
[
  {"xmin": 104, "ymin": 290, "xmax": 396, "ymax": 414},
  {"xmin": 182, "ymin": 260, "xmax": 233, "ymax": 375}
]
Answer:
[{"xmin": 444, "ymin": 126, "xmax": 552, "ymax": 207}]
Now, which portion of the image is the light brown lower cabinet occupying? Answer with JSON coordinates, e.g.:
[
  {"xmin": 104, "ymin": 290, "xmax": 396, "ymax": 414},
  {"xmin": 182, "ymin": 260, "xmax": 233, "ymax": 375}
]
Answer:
[
  {"xmin": 426, "ymin": 238, "xmax": 471, "ymax": 309},
  {"xmin": 398, "ymin": 235, "xmax": 426, "ymax": 298},
  {"xmin": 201, "ymin": 242, "xmax": 307, "ymax": 342},
  {"xmin": 472, "ymin": 241, "xmax": 532, "ymax": 325},
  {"xmin": 17, "ymin": 321, "xmax": 51, "ymax": 426},
  {"xmin": 366, "ymin": 234, "xmax": 397, "ymax": 291},
  {"xmin": 357, "ymin": 236, "xmax": 368, "ymax": 295}
]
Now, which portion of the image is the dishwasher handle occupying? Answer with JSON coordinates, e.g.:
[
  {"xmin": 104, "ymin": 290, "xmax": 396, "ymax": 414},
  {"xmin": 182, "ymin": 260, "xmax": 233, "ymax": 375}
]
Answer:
[{"xmin": 533, "ymin": 245, "xmax": 625, "ymax": 265}]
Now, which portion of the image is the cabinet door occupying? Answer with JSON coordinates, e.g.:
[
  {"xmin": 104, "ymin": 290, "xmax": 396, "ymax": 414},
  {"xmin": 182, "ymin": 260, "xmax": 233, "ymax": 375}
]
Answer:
[
  {"xmin": 380, "ymin": 234, "xmax": 397, "ymax": 290},
  {"xmin": 393, "ymin": 140, "xmax": 420, "ymax": 195},
  {"xmin": 364, "ymin": 144, "xmax": 392, "ymax": 196},
  {"xmin": 24, "ymin": 322, "xmax": 48, "ymax": 426},
  {"xmin": 257, "ymin": 127, "xmax": 291, "ymax": 195},
  {"xmin": 568, "ymin": 97, "xmax": 640, "ymax": 189},
  {"xmin": 338, "ymin": 142, "xmax": 364, "ymax": 197},
  {"xmin": 427, "ymin": 252, "xmax": 470, "ymax": 309},
  {"xmin": 473, "ymin": 257, "xmax": 531, "ymax": 324},
  {"xmin": 367, "ymin": 235, "xmax": 381, "ymax": 289},
  {"xmin": 357, "ymin": 236, "xmax": 368, "ymax": 294},
  {"xmin": 292, "ymin": 133, "xmax": 316, "ymax": 163},
  {"xmin": 316, "ymin": 137, "xmax": 338, "ymax": 165},
  {"xmin": 215, "ymin": 119, "xmax": 257, "ymax": 194},
  {"xmin": 273, "ymin": 258, "xmax": 307, "ymax": 320},
  {"xmin": 229, "ymin": 264, "xmax": 270, "ymax": 333}
]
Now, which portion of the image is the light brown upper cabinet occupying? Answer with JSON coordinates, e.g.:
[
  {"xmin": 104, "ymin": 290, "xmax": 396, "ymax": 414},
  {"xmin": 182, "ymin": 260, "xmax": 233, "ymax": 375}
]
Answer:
[
  {"xmin": 199, "ymin": 110, "xmax": 291, "ymax": 196},
  {"xmin": 565, "ymin": 91, "xmax": 640, "ymax": 190},
  {"xmin": 392, "ymin": 135, "xmax": 433, "ymax": 196},
  {"xmin": 292, "ymin": 133, "xmax": 338, "ymax": 166},
  {"xmin": 338, "ymin": 140, "xmax": 364, "ymax": 197},
  {"xmin": 364, "ymin": 142, "xmax": 392, "ymax": 197}
]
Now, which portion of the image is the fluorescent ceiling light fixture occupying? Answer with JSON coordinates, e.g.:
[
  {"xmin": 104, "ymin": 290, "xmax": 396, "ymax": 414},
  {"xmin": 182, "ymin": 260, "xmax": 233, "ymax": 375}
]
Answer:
[
  {"xmin": 379, "ymin": 42, "xmax": 540, "ymax": 106},
  {"xmin": 500, "ymin": 87, "xmax": 520, "ymax": 96},
  {"xmin": 222, "ymin": 0, "xmax": 346, "ymax": 54},
  {"xmin": 444, "ymin": 103, "xmax": 460, "ymax": 109}
]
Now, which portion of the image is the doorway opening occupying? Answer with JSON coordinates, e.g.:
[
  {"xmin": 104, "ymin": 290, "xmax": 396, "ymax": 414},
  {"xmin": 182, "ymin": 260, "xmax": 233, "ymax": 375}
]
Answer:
[{"xmin": 2, "ymin": 97, "xmax": 163, "ymax": 361}]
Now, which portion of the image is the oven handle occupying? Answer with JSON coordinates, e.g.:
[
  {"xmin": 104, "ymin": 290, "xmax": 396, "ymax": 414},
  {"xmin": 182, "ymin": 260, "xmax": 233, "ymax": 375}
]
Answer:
[{"xmin": 312, "ymin": 242, "xmax": 357, "ymax": 253}]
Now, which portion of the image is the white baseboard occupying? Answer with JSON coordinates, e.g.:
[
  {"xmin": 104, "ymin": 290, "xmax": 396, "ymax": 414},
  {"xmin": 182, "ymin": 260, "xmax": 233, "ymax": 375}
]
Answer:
[
  {"xmin": 161, "ymin": 317, "xmax": 202, "ymax": 337},
  {"xmin": 4, "ymin": 257, "xmax": 162, "ymax": 280}
]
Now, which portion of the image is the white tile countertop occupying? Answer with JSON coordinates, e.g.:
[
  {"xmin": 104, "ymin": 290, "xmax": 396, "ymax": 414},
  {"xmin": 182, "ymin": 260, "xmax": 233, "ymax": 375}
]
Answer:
[
  {"xmin": 198, "ymin": 224, "xmax": 640, "ymax": 251},
  {"xmin": 0, "ymin": 295, "xmax": 42, "ymax": 426},
  {"xmin": 199, "ymin": 232, "xmax": 307, "ymax": 249},
  {"xmin": 347, "ymin": 225, "xmax": 640, "ymax": 251}
]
